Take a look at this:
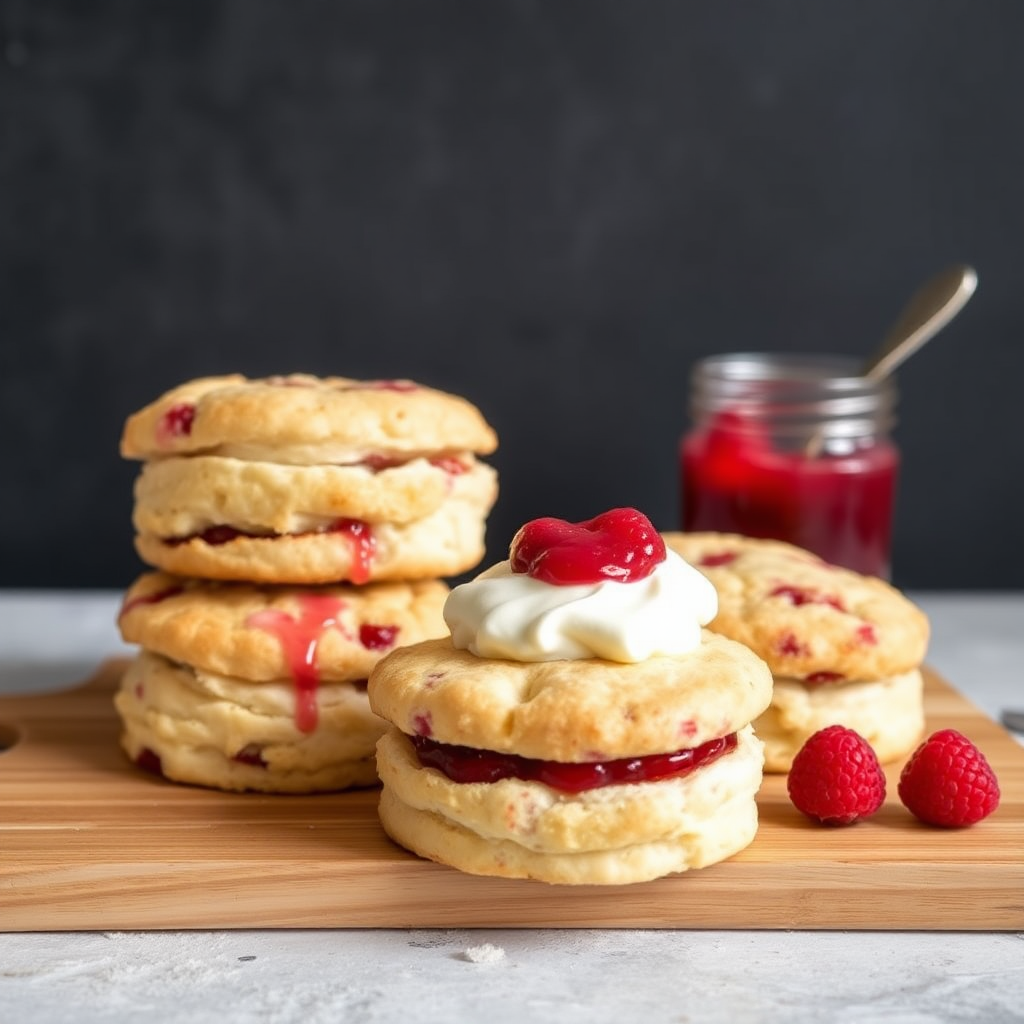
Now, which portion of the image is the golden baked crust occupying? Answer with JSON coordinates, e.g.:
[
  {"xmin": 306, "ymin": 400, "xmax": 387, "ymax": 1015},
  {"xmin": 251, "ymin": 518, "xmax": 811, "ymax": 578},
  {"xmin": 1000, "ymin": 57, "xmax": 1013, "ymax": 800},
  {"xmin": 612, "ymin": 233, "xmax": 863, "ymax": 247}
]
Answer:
[
  {"xmin": 132, "ymin": 473, "xmax": 496, "ymax": 583},
  {"xmin": 375, "ymin": 725, "xmax": 763, "ymax": 884},
  {"xmin": 367, "ymin": 633, "xmax": 773, "ymax": 761},
  {"xmin": 755, "ymin": 670, "xmax": 924, "ymax": 771},
  {"xmin": 120, "ymin": 374, "xmax": 498, "ymax": 461},
  {"xmin": 118, "ymin": 572, "xmax": 449, "ymax": 681},
  {"xmin": 662, "ymin": 531, "xmax": 930, "ymax": 680},
  {"xmin": 115, "ymin": 652, "xmax": 381, "ymax": 793}
]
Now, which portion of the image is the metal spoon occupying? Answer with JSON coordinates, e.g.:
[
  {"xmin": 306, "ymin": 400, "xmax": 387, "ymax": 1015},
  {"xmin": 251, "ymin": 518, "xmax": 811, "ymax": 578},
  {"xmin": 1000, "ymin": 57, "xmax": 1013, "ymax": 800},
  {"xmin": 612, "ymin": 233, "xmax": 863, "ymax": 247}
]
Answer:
[
  {"xmin": 1001, "ymin": 709, "xmax": 1024, "ymax": 734},
  {"xmin": 806, "ymin": 264, "xmax": 977, "ymax": 456},
  {"xmin": 861, "ymin": 263, "xmax": 977, "ymax": 383}
]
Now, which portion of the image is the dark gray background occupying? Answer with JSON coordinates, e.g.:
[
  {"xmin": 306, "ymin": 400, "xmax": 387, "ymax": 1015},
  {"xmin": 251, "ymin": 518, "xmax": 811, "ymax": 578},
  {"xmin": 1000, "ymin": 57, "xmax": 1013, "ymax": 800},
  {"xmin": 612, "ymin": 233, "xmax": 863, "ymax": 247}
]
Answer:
[{"xmin": 2, "ymin": 0, "xmax": 1022, "ymax": 590}]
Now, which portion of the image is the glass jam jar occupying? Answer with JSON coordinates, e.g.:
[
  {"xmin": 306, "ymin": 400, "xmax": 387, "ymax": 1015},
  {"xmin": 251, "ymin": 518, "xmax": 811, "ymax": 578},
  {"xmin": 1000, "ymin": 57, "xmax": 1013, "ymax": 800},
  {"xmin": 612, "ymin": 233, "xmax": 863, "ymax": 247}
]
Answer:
[{"xmin": 680, "ymin": 353, "xmax": 899, "ymax": 579}]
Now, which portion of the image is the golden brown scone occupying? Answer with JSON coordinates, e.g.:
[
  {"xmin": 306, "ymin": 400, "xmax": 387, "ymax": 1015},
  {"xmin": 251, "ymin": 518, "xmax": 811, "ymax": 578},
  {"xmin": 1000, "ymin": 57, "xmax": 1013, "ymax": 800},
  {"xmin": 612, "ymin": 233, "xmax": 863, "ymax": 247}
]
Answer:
[
  {"xmin": 120, "ymin": 374, "xmax": 498, "ymax": 461},
  {"xmin": 661, "ymin": 531, "xmax": 929, "ymax": 680},
  {"xmin": 120, "ymin": 374, "xmax": 499, "ymax": 583},
  {"xmin": 368, "ymin": 633, "xmax": 773, "ymax": 762},
  {"xmin": 662, "ymin": 531, "xmax": 929, "ymax": 769},
  {"xmin": 116, "ymin": 652, "xmax": 380, "ymax": 794},
  {"xmin": 368, "ymin": 626, "xmax": 772, "ymax": 884},
  {"xmin": 115, "ymin": 574, "xmax": 449, "ymax": 793},
  {"xmin": 118, "ymin": 571, "xmax": 450, "ymax": 682}
]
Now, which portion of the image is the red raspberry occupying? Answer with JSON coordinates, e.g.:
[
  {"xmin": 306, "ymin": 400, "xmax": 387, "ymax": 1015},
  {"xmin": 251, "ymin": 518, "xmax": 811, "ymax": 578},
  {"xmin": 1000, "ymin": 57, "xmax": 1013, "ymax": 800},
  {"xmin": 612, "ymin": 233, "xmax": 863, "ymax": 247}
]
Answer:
[
  {"xmin": 787, "ymin": 725, "xmax": 886, "ymax": 825},
  {"xmin": 897, "ymin": 729, "xmax": 1000, "ymax": 827}
]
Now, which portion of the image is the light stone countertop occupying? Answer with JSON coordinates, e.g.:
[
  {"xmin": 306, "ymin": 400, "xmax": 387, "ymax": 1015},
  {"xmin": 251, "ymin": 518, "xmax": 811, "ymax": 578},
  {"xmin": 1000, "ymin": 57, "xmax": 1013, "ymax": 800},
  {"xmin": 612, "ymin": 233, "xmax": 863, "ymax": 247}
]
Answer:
[{"xmin": 0, "ymin": 590, "xmax": 1022, "ymax": 1024}]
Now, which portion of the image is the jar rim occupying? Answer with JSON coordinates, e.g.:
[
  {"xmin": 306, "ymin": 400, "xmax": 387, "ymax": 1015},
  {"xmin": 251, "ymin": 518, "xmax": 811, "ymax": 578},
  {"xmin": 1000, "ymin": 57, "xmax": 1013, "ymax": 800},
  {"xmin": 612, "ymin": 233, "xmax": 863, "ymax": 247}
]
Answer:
[{"xmin": 689, "ymin": 352, "xmax": 897, "ymax": 438}]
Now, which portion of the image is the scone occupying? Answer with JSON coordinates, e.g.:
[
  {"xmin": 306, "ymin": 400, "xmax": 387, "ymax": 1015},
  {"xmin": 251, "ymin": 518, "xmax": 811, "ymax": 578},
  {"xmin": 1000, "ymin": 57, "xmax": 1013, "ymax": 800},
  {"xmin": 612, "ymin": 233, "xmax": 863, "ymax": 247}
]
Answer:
[
  {"xmin": 662, "ymin": 531, "xmax": 930, "ymax": 772},
  {"xmin": 369, "ymin": 508, "xmax": 773, "ymax": 885},
  {"xmin": 120, "ymin": 374, "xmax": 499, "ymax": 584},
  {"xmin": 115, "ymin": 571, "xmax": 449, "ymax": 792}
]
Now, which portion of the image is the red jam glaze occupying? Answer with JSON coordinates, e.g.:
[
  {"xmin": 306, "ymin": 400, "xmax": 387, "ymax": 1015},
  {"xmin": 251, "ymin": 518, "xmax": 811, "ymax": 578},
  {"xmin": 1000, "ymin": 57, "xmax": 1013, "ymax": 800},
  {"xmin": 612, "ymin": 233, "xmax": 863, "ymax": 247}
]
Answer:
[
  {"xmin": 135, "ymin": 747, "xmax": 164, "ymax": 776},
  {"xmin": 359, "ymin": 624, "xmax": 399, "ymax": 651},
  {"xmin": 156, "ymin": 403, "xmax": 196, "ymax": 444},
  {"xmin": 247, "ymin": 595, "xmax": 349, "ymax": 733},
  {"xmin": 681, "ymin": 412, "xmax": 898, "ymax": 578},
  {"xmin": 509, "ymin": 507, "xmax": 666, "ymax": 586},
  {"xmin": 804, "ymin": 671, "xmax": 845, "ymax": 686},
  {"xmin": 119, "ymin": 584, "xmax": 185, "ymax": 618},
  {"xmin": 162, "ymin": 518, "xmax": 377, "ymax": 582},
  {"xmin": 412, "ymin": 732, "xmax": 737, "ymax": 794},
  {"xmin": 232, "ymin": 743, "xmax": 268, "ymax": 768},
  {"xmin": 361, "ymin": 453, "xmax": 468, "ymax": 475}
]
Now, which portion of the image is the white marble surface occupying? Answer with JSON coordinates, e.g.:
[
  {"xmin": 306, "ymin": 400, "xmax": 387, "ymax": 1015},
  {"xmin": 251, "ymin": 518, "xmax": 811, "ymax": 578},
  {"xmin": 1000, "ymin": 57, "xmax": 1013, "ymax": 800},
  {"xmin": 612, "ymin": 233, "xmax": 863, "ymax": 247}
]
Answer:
[{"xmin": 1, "ymin": 590, "xmax": 1022, "ymax": 1024}]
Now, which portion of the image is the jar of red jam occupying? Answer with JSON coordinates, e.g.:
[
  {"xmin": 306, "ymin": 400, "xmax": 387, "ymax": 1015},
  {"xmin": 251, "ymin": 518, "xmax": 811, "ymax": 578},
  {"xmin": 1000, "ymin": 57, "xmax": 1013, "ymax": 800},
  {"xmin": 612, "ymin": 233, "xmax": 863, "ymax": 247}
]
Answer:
[{"xmin": 680, "ymin": 353, "xmax": 899, "ymax": 579}]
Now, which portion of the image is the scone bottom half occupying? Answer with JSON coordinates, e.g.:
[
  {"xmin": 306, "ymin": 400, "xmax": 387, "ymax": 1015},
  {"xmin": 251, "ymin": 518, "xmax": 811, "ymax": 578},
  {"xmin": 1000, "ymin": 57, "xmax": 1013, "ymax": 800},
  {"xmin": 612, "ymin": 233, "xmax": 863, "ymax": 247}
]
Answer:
[{"xmin": 367, "ymin": 507, "xmax": 774, "ymax": 885}]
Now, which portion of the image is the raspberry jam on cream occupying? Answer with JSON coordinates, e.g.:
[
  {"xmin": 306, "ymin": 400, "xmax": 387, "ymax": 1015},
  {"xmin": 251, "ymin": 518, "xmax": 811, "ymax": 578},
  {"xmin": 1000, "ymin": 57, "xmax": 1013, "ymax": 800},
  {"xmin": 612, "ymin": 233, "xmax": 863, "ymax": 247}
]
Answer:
[
  {"xmin": 412, "ymin": 733, "xmax": 737, "ymax": 794},
  {"xmin": 444, "ymin": 508, "xmax": 717, "ymax": 663},
  {"xmin": 510, "ymin": 507, "xmax": 666, "ymax": 585}
]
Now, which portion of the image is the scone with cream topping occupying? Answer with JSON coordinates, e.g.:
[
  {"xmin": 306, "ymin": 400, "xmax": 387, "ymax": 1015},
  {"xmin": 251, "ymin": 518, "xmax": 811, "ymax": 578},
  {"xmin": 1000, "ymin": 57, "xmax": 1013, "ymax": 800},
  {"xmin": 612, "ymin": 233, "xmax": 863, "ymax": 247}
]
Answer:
[
  {"xmin": 120, "ymin": 374, "xmax": 499, "ymax": 584},
  {"xmin": 368, "ymin": 508, "xmax": 773, "ymax": 885},
  {"xmin": 115, "ymin": 571, "xmax": 449, "ymax": 792},
  {"xmin": 662, "ymin": 531, "xmax": 930, "ymax": 772}
]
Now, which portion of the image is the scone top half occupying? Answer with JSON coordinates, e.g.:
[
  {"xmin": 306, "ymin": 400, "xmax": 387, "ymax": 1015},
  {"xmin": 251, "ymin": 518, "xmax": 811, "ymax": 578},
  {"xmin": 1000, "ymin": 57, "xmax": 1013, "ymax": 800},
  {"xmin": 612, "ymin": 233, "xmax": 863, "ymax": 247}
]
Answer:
[
  {"xmin": 661, "ymin": 531, "xmax": 929, "ymax": 684},
  {"xmin": 120, "ymin": 374, "xmax": 498, "ymax": 464},
  {"xmin": 369, "ymin": 509, "xmax": 773, "ymax": 764}
]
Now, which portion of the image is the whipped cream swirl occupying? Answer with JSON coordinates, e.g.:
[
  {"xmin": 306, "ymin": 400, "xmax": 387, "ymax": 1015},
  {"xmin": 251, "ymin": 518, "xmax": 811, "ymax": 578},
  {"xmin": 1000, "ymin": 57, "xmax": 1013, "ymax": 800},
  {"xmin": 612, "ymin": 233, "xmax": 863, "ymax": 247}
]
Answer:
[{"xmin": 444, "ymin": 549, "xmax": 718, "ymax": 663}]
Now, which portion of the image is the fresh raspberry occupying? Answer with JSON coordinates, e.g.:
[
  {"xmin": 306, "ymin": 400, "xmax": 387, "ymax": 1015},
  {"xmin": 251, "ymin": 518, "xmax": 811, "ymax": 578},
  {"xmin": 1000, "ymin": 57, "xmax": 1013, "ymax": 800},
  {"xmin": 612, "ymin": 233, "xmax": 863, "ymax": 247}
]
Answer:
[
  {"xmin": 897, "ymin": 729, "xmax": 1000, "ymax": 827},
  {"xmin": 787, "ymin": 725, "xmax": 886, "ymax": 825}
]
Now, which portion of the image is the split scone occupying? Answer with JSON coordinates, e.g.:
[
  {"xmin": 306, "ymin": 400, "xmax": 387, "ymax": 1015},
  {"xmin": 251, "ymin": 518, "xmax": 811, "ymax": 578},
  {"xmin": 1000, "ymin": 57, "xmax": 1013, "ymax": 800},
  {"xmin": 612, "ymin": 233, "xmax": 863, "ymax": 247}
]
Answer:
[
  {"xmin": 115, "ymin": 571, "xmax": 449, "ymax": 792},
  {"xmin": 662, "ymin": 531, "xmax": 930, "ymax": 772},
  {"xmin": 369, "ymin": 508, "xmax": 773, "ymax": 885},
  {"xmin": 120, "ymin": 374, "xmax": 499, "ymax": 584}
]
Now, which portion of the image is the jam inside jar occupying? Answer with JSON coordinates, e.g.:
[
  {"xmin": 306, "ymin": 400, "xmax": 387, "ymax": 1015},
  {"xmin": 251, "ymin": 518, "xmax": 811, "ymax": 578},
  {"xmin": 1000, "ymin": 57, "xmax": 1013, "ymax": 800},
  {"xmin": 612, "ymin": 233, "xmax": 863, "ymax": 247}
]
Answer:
[{"xmin": 680, "ymin": 354, "xmax": 899, "ymax": 579}]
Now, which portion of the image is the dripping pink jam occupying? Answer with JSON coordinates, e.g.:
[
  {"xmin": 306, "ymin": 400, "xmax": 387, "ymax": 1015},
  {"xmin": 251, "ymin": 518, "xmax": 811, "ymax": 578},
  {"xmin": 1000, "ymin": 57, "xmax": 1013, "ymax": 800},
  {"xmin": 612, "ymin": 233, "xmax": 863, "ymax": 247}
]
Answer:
[
  {"xmin": 509, "ymin": 507, "xmax": 666, "ymax": 586},
  {"xmin": 246, "ymin": 595, "xmax": 349, "ymax": 733},
  {"xmin": 163, "ymin": 518, "xmax": 376, "ymax": 583},
  {"xmin": 411, "ymin": 732, "xmax": 737, "ymax": 794}
]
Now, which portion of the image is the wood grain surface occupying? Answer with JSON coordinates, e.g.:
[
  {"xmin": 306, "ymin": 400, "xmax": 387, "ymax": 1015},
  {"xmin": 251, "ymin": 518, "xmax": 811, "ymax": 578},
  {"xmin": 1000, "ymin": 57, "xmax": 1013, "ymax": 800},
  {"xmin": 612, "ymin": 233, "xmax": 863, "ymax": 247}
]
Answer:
[{"xmin": 0, "ymin": 662, "xmax": 1021, "ymax": 931}]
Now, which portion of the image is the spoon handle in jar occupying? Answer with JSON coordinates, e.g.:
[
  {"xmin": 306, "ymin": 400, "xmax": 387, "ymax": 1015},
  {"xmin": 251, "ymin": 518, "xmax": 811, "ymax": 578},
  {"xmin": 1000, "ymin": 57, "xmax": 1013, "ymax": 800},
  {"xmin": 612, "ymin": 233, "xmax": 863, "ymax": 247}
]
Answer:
[{"xmin": 863, "ymin": 265, "xmax": 977, "ymax": 383}]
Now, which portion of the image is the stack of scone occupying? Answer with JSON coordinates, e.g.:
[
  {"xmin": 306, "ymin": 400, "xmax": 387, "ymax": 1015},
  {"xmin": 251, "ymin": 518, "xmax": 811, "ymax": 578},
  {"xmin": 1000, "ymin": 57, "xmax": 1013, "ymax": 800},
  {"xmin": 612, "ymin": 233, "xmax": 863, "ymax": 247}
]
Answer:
[
  {"xmin": 114, "ymin": 373, "xmax": 498, "ymax": 793},
  {"xmin": 662, "ymin": 532, "xmax": 930, "ymax": 773},
  {"xmin": 368, "ymin": 508, "xmax": 773, "ymax": 885}
]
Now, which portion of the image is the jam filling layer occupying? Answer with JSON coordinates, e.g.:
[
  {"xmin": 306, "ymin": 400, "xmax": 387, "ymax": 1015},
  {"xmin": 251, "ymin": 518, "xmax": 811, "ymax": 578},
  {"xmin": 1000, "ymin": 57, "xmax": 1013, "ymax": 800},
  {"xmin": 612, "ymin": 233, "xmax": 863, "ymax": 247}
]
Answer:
[
  {"xmin": 163, "ymin": 519, "xmax": 376, "ymax": 583},
  {"xmin": 411, "ymin": 732, "xmax": 738, "ymax": 794}
]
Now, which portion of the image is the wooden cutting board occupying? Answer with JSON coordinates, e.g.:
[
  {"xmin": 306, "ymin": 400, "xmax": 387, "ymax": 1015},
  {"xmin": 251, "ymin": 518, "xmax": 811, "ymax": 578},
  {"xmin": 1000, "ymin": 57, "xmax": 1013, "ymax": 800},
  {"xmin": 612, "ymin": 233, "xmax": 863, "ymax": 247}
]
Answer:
[{"xmin": 0, "ymin": 661, "xmax": 1021, "ymax": 931}]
